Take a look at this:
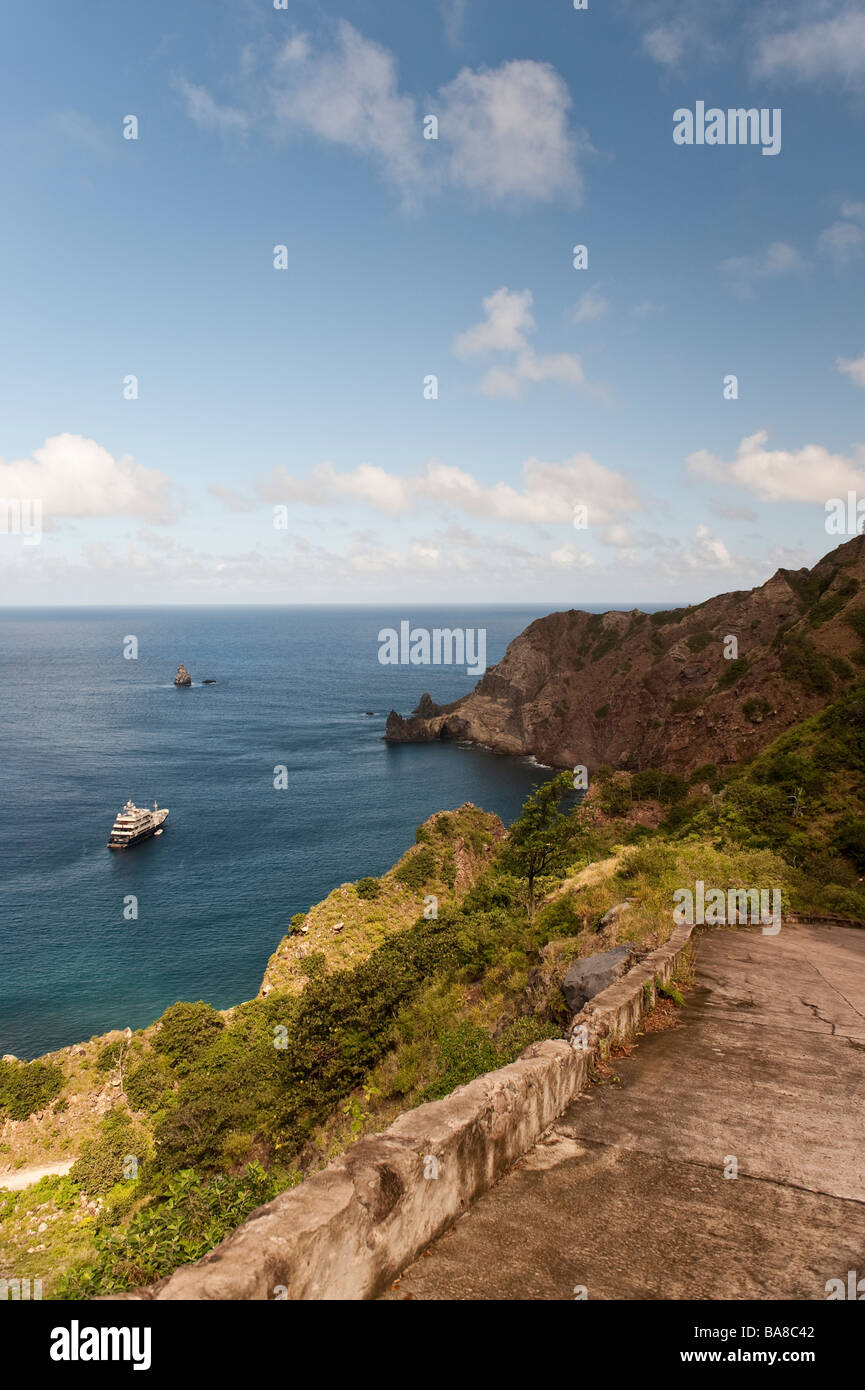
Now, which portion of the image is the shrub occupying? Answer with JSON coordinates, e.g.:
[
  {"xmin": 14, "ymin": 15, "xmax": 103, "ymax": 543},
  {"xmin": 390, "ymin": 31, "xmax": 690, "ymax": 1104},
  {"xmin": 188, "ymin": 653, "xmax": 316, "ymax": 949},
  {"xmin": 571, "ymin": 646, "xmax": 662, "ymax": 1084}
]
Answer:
[
  {"xmin": 671, "ymin": 693, "xmax": 704, "ymax": 713},
  {"xmin": 152, "ymin": 1001, "xmax": 225, "ymax": 1077},
  {"xmin": 125, "ymin": 1056, "xmax": 175, "ymax": 1114},
  {"xmin": 742, "ymin": 696, "xmax": 772, "ymax": 722},
  {"xmin": 393, "ymin": 846, "xmax": 437, "ymax": 891},
  {"xmin": 717, "ymin": 655, "xmax": 751, "ymax": 690},
  {"xmin": 599, "ymin": 782, "xmax": 631, "ymax": 817},
  {"xmin": 780, "ymin": 637, "xmax": 834, "ymax": 695},
  {"xmin": 631, "ymin": 770, "xmax": 687, "ymax": 804},
  {"xmin": 355, "ymin": 876, "xmax": 382, "ymax": 900},
  {"xmin": 70, "ymin": 1110, "xmax": 144, "ymax": 1194},
  {"xmin": 594, "ymin": 704, "xmax": 610, "ymax": 720},
  {"xmin": 831, "ymin": 816, "xmax": 865, "ymax": 874},
  {"xmin": 57, "ymin": 1163, "xmax": 286, "ymax": 1299},
  {"xmin": 0, "ymin": 1059, "xmax": 64, "ymax": 1120},
  {"xmin": 419, "ymin": 1017, "xmax": 559, "ymax": 1103},
  {"xmin": 844, "ymin": 605, "xmax": 865, "ymax": 644}
]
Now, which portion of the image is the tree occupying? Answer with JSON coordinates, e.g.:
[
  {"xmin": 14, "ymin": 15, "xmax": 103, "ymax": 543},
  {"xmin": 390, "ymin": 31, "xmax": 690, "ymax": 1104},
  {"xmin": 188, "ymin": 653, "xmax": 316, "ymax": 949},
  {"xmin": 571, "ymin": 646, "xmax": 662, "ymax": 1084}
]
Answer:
[{"xmin": 500, "ymin": 772, "xmax": 581, "ymax": 923}]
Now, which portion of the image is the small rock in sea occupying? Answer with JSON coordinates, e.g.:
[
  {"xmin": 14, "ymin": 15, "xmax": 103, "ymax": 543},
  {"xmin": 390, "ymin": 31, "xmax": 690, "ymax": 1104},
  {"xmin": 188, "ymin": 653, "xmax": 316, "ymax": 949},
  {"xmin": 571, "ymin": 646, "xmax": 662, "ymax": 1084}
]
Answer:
[
  {"xmin": 202, "ymin": 679, "xmax": 217, "ymax": 684},
  {"xmin": 174, "ymin": 663, "xmax": 192, "ymax": 686},
  {"xmin": 363, "ymin": 711, "xmax": 376, "ymax": 716}
]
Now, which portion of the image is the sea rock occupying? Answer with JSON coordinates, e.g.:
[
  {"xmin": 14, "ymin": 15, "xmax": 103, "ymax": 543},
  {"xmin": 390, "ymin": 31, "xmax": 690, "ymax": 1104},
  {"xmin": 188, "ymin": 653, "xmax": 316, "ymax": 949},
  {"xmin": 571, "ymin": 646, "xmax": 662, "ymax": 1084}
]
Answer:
[
  {"xmin": 202, "ymin": 679, "xmax": 217, "ymax": 685},
  {"xmin": 562, "ymin": 945, "xmax": 633, "ymax": 1015},
  {"xmin": 174, "ymin": 664, "xmax": 192, "ymax": 686}
]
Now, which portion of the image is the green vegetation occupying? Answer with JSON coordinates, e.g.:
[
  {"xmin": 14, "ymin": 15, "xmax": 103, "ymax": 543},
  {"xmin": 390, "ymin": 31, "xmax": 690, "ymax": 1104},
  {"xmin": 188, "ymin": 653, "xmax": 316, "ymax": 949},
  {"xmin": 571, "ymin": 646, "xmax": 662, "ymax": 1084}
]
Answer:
[
  {"xmin": 671, "ymin": 693, "xmax": 704, "ymax": 713},
  {"xmin": 742, "ymin": 696, "xmax": 772, "ymax": 722},
  {"xmin": 717, "ymin": 655, "xmax": 751, "ymax": 690},
  {"xmin": 498, "ymin": 771, "xmax": 581, "ymax": 922},
  {"xmin": 152, "ymin": 1002, "xmax": 225, "ymax": 1077},
  {"xmin": 0, "ymin": 1058, "xmax": 64, "ymax": 1121},
  {"xmin": 355, "ymin": 877, "xmax": 382, "ymax": 900},
  {"xmin": 57, "ymin": 1163, "xmax": 286, "ymax": 1299},
  {"xmin": 780, "ymin": 635, "xmax": 835, "ymax": 695},
  {"xmin": 15, "ymin": 676, "xmax": 865, "ymax": 1298},
  {"xmin": 70, "ymin": 1110, "xmax": 147, "ymax": 1195},
  {"xmin": 393, "ymin": 846, "xmax": 437, "ymax": 890},
  {"xmin": 807, "ymin": 577, "xmax": 858, "ymax": 627}
]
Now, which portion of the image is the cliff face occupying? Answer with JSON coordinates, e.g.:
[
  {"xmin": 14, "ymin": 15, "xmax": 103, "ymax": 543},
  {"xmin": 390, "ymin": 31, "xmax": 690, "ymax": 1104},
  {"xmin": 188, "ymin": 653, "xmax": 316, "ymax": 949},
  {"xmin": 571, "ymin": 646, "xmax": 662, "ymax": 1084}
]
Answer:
[{"xmin": 385, "ymin": 535, "xmax": 865, "ymax": 775}]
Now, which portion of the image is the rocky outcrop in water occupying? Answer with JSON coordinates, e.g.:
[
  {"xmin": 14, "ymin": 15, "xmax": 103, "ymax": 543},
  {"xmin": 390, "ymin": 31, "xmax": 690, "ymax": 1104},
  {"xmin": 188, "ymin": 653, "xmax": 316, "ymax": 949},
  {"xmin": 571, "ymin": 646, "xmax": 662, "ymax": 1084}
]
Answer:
[
  {"xmin": 174, "ymin": 664, "xmax": 192, "ymax": 686},
  {"xmin": 384, "ymin": 535, "xmax": 865, "ymax": 775}
]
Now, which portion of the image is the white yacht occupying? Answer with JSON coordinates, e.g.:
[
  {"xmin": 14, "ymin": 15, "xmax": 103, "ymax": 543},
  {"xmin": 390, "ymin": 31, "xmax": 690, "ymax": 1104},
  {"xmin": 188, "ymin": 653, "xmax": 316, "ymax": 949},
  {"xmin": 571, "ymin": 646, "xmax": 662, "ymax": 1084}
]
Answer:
[{"xmin": 107, "ymin": 800, "xmax": 169, "ymax": 850}]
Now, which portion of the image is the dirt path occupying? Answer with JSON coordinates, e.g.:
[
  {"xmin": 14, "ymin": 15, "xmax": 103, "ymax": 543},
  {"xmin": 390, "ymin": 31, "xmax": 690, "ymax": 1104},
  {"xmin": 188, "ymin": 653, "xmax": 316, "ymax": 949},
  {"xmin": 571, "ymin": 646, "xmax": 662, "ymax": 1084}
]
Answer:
[{"xmin": 0, "ymin": 1159, "xmax": 74, "ymax": 1192}]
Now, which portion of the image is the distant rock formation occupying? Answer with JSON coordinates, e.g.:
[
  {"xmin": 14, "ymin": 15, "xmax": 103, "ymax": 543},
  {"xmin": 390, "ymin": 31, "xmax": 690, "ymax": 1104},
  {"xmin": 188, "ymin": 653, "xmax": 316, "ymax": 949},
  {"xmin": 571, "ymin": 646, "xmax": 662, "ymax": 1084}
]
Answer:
[
  {"xmin": 174, "ymin": 664, "xmax": 192, "ymax": 686},
  {"xmin": 384, "ymin": 534, "xmax": 865, "ymax": 775}
]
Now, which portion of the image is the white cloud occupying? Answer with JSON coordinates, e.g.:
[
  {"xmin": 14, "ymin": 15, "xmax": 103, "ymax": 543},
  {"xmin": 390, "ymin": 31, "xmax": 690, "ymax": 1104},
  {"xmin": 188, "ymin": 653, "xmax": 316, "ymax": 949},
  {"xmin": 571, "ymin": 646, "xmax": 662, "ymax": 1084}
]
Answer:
[
  {"xmin": 818, "ymin": 200, "xmax": 865, "ymax": 264},
  {"xmin": 267, "ymin": 22, "xmax": 422, "ymax": 202},
  {"xmin": 177, "ymin": 79, "xmax": 252, "ymax": 133},
  {"xmin": 683, "ymin": 524, "xmax": 733, "ymax": 569},
  {"xmin": 572, "ymin": 286, "xmax": 608, "ymax": 323},
  {"xmin": 453, "ymin": 287, "xmax": 535, "ymax": 356},
  {"xmin": 478, "ymin": 351, "xmax": 586, "ymax": 398},
  {"xmin": 0, "ymin": 434, "xmax": 174, "ymax": 521},
  {"xmin": 720, "ymin": 241, "xmax": 804, "ymax": 297},
  {"xmin": 837, "ymin": 352, "xmax": 865, "ymax": 388},
  {"xmin": 180, "ymin": 29, "xmax": 588, "ymax": 209},
  {"xmin": 439, "ymin": 0, "xmax": 467, "ymax": 49},
  {"xmin": 437, "ymin": 59, "xmax": 586, "ymax": 204},
  {"xmin": 642, "ymin": 24, "xmax": 688, "ymax": 67},
  {"xmin": 415, "ymin": 455, "xmax": 642, "ymax": 526},
  {"xmin": 455, "ymin": 287, "xmax": 588, "ymax": 397},
  {"xmin": 754, "ymin": 9, "xmax": 865, "ymax": 88},
  {"xmin": 257, "ymin": 460, "xmax": 411, "ymax": 515},
  {"xmin": 687, "ymin": 429, "xmax": 865, "ymax": 502},
  {"xmin": 254, "ymin": 452, "xmax": 641, "ymax": 528},
  {"xmin": 209, "ymin": 484, "xmax": 254, "ymax": 513},
  {"xmin": 549, "ymin": 544, "xmax": 594, "ymax": 569}
]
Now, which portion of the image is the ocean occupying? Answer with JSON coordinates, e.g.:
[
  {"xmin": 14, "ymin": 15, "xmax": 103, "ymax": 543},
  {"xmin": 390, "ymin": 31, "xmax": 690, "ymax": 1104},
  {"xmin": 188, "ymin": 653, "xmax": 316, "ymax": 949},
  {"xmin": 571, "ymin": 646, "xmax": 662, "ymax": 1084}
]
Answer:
[{"xmin": 0, "ymin": 605, "xmax": 579, "ymax": 1060}]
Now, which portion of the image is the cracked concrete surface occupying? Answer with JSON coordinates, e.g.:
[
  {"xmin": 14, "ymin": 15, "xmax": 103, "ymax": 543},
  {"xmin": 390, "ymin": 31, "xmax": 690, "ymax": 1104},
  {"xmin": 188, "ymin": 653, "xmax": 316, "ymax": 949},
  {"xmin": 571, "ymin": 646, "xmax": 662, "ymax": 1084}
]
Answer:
[{"xmin": 381, "ymin": 924, "xmax": 865, "ymax": 1301}]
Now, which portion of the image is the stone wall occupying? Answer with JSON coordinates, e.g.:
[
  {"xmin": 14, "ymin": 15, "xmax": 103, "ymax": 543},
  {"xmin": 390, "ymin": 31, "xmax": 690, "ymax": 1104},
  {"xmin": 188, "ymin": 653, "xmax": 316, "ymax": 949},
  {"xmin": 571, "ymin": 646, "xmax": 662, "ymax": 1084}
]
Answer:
[{"xmin": 116, "ymin": 921, "xmax": 694, "ymax": 1301}]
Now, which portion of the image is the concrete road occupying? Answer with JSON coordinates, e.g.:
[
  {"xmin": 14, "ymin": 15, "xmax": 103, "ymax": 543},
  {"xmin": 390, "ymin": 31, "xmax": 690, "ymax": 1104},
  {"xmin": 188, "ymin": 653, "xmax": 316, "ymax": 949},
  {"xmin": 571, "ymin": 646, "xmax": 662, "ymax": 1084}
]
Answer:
[{"xmin": 382, "ymin": 924, "xmax": 865, "ymax": 1300}]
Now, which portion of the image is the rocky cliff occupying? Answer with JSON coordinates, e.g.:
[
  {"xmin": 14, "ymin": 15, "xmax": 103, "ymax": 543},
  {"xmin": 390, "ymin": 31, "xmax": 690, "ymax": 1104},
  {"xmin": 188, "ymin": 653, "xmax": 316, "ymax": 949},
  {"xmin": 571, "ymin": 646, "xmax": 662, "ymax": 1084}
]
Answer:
[{"xmin": 385, "ymin": 535, "xmax": 865, "ymax": 774}]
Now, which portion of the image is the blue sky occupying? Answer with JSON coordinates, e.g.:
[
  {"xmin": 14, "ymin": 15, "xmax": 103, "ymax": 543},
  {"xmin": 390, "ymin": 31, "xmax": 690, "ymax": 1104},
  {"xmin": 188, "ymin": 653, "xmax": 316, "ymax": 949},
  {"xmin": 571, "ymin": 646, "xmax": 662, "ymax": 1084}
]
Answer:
[{"xmin": 2, "ymin": 0, "xmax": 865, "ymax": 604}]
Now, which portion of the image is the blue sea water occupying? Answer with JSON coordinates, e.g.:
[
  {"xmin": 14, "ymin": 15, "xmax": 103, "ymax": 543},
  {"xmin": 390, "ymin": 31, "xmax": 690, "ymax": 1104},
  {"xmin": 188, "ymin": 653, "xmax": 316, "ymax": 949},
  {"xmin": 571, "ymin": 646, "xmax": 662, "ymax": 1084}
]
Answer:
[{"xmin": 0, "ymin": 605, "xmax": 580, "ymax": 1059}]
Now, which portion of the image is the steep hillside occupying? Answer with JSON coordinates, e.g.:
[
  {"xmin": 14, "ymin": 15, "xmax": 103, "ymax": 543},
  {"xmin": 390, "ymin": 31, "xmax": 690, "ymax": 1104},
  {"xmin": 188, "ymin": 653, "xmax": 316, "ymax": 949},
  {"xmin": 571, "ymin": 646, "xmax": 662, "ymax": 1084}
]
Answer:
[
  {"xmin": 385, "ymin": 535, "xmax": 865, "ymax": 774},
  {"xmin": 259, "ymin": 804, "xmax": 505, "ymax": 996}
]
